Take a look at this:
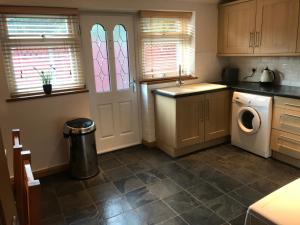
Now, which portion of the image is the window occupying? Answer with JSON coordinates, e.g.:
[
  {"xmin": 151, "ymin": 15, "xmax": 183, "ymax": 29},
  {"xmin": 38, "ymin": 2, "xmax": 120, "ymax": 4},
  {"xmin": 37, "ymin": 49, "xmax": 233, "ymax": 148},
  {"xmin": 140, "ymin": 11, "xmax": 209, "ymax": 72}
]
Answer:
[
  {"xmin": 113, "ymin": 24, "xmax": 130, "ymax": 90},
  {"xmin": 139, "ymin": 11, "xmax": 194, "ymax": 80},
  {"xmin": 90, "ymin": 24, "xmax": 110, "ymax": 93},
  {"xmin": 0, "ymin": 12, "xmax": 84, "ymax": 96}
]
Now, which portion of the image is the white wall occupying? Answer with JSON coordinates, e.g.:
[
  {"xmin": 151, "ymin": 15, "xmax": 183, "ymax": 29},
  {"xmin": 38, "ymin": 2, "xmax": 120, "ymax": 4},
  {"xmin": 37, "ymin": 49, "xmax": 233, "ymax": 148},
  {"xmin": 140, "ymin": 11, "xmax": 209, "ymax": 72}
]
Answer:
[
  {"xmin": 227, "ymin": 57, "xmax": 300, "ymax": 87},
  {"xmin": 0, "ymin": 0, "xmax": 221, "ymax": 175}
]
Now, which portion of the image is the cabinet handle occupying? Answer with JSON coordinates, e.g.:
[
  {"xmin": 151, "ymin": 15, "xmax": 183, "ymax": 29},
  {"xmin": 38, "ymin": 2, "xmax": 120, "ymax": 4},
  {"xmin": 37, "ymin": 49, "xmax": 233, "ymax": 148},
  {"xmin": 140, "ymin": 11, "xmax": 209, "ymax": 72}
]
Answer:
[
  {"xmin": 285, "ymin": 103, "xmax": 300, "ymax": 109},
  {"xmin": 205, "ymin": 99, "xmax": 209, "ymax": 121},
  {"xmin": 255, "ymin": 32, "xmax": 260, "ymax": 47},
  {"xmin": 278, "ymin": 135, "xmax": 300, "ymax": 145},
  {"xmin": 249, "ymin": 32, "xmax": 253, "ymax": 47},
  {"xmin": 282, "ymin": 113, "xmax": 300, "ymax": 119}
]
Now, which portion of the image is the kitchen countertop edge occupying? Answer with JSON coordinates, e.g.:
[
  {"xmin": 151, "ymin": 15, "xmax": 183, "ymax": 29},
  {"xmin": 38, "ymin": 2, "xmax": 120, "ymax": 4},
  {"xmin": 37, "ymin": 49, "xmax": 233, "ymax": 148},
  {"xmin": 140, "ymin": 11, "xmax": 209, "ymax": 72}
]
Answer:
[{"xmin": 153, "ymin": 82, "xmax": 300, "ymax": 99}]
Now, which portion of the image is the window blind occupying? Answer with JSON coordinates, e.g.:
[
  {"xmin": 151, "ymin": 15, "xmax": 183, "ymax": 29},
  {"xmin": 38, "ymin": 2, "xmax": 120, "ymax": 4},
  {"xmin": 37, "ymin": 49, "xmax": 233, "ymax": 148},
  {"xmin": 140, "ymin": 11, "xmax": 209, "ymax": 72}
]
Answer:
[
  {"xmin": 139, "ymin": 11, "xmax": 194, "ymax": 80},
  {"xmin": 0, "ymin": 12, "xmax": 85, "ymax": 96}
]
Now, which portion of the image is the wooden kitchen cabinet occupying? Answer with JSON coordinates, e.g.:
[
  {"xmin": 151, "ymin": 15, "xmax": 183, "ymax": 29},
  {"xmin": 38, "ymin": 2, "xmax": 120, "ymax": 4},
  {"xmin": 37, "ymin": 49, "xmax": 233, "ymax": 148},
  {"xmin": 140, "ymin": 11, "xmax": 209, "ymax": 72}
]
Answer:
[
  {"xmin": 255, "ymin": 0, "xmax": 299, "ymax": 54},
  {"xmin": 271, "ymin": 96, "xmax": 300, "ymax": 167},
  {"xmin": 177, "ymin": 95, "xmax": 205, "ymax": 148},
  {"xmin": 218, "ymin": 0, "xmax": 256, "ymax": 54},
  {"xmin": 218, "ymin": 0, "xmax": 300, "ymax": 56},
  {"xmin": 205, "ymin": 91, "xmax": 231, "ymax": 141},
  {"xmin": 155, "ymin": 90, "xmax": 230, "ymax": 157}
]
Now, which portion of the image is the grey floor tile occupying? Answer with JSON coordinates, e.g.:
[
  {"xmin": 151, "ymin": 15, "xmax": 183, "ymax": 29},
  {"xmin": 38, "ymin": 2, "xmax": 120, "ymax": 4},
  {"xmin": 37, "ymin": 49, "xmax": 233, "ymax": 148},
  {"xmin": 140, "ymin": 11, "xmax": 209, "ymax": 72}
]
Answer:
[
  {"xmin": 116, "ymin": 153, "xmax": 141, "ymax": 165},
  {"xmin": 125, "ymin": 186, "xmax": 158, "ymax": 209},
  {"xmin": 96, "ymin": 196, "xmax": 132, "ymax": 219},
  {"xmin": 248, "ymin": 178, "xmax": 281, "ymax": 195},
  {"xmin": 207, "ymin": 195, "xmax": 246, "ymax": 221},
  {"xmin": 41, "ymin": 214, "xmax": 67, "ymax": 225},
  {"xmin": 196, "ymin": 168, "xmax": 243, "ymax": 193},
  {"xmin": 113, "ymin": 175, "xmax": 144, "ymax": 194},
  {"xmin": 164, "ymin": 191, "xmax": 200, "ymax": 214},
  {"xmin": 158, "ymin": 216, "xmax": 188, "ymax": 225},
  {"xmin": 160, "ymin": 163, "xmax": 200, "ymax": 188},
  {"xmin": 58, "ymin": 190, "xmax": 93, "ymax": 213},
  {"xmin": 137, "ymin": 169, "xmax": 166, "ymax": 185},
  {"xmin": 228, "ymin": 186, "xmax": 264, "ymax": 207},
  {"xmin": 105, "ymin": 166, "xmax": 133, "ymax": 181},
  {"xmin": 148, "ymin": 178, "xmax": 182, "ymax": 199},
  {"xmin": 83, "ymin": 172, "xmax": 110, "ymax": 188},
  {"xmin": 181, "ymin": 205, "xmax": 226, "ymax": 225},
  {"xmin": 136, "ymin": 200, "xmax": 176, "ymax": 225},
  {"xmin": 64, "ymin": 204, "xmax": 99, "ymax": 225},
  {"xmin": 105, "ymin": 210, "xmax": 145, "ymax": 225},
  {"xmin": 42, "ymin": 196, "xmax": 62, "ymax": 219},
  {"xmin": 40, "ymin": 144, "xmax": 300, "ymax": 225},
  {"xmin": 88, "ymin": 182, "xmax": 121, "ymax": 203},
  {"xmin": 187, "ymin": 181, "xmax": 224, "ymax": 204},
  {"xmin": 54, "ymin": 179, "xmax": 85, "ymax": 197},
  {"xmin": 127, "ymin": 161, "xmax": 153, "ymax": 173},
  {"xmin": 99, "ymin": 158, "xmax": 122, "ymax": 171},
  {"xmin": 177, "ymin": 154, "xmax": 202, "ymax": 170},
  {"xmin": 220, "ymin": 166, "xmax": 260, "ymax": 185},
  {"xmin": 228, "ymin": 213, "xmax": 247, "ymax": 225}
]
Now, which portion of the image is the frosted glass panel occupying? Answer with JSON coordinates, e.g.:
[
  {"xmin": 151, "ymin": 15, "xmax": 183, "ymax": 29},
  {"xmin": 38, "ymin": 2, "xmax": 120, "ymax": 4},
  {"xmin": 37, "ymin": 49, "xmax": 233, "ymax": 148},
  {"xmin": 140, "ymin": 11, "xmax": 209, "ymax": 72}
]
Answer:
[
  {"xmin": 90, "ymin": 24, "xmax": 110, "ymax": 93},
  {"xmin": 113, "ymin": 25, "xmax": 130, "ymax": 90}
]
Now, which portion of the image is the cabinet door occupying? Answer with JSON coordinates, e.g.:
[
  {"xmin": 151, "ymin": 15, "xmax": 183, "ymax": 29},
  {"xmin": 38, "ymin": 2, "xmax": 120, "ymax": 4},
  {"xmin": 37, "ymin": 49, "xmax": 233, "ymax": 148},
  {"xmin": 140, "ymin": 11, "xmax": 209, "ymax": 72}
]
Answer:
[
  {"xmin": 218, "ymin": 0, "xmax": 256, "ymax": 54},
  {"xmin": 176, "ymin": 95, "xmax": 205, "ymax": 148},
  {"xmin": 255, "ymin": 0, "xmax": 299, "ymax": 54},
  {"xmin": 205, "ymin": 91, "xmax": 230, "ymax": 142}
]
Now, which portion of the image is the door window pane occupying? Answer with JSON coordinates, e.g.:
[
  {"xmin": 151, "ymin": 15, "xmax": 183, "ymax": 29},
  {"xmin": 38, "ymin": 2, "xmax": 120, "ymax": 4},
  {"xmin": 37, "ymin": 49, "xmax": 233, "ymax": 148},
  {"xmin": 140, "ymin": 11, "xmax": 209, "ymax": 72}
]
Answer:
[
  {"xmin": 113, "ymin": 24, "xmax": 130, "ymax": 90},
  {"xmin": 90, "ymin": 24, "xmax": 110, "ymax": 93}
]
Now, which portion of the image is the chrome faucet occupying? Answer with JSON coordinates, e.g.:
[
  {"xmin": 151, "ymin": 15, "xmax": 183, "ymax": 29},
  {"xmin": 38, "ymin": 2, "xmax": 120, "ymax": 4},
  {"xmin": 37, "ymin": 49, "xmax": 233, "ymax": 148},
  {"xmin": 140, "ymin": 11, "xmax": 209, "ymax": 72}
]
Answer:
[{"xmin": 177, "ymin": 64, "xmax": 184, "ymax": 86}]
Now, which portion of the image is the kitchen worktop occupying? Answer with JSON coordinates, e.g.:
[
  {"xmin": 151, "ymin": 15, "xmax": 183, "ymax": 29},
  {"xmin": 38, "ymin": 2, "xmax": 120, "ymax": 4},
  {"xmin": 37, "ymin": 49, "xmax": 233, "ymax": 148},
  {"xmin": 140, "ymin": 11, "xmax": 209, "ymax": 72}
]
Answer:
[
  {"xmin": 152, "ymin": 83, "xmax": 228, "ymax": 98},
  {"xmin": 153, "ymin": 82, "xmax": 300, "ymax": 99},
  {"xmin": 228, "ymin": 82, "xmax": 300, "ymax": 99}
]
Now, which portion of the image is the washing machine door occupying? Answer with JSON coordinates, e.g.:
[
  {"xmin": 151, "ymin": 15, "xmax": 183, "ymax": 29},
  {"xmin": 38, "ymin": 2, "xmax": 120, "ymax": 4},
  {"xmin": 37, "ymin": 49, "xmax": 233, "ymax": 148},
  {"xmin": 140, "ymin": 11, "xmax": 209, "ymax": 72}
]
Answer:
[{"xmin": 237, "ymin": 107, "xmax": 261, "ymax": 134}]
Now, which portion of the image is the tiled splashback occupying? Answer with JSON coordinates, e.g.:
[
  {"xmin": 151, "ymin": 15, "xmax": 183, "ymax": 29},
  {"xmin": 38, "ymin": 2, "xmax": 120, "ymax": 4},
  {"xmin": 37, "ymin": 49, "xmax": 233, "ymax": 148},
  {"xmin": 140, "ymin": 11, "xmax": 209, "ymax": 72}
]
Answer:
[{"xmin": 227, "ymin": 57, "xmax": 300, "ymax": 87}]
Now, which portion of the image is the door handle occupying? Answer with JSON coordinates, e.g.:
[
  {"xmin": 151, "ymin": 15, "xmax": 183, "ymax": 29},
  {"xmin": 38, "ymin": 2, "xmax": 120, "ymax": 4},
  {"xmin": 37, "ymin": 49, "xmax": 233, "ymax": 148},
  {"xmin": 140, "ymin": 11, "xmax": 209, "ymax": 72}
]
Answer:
[{"xmin": 129, "ymin": 79, "xmax": 137, "ymax": 92}]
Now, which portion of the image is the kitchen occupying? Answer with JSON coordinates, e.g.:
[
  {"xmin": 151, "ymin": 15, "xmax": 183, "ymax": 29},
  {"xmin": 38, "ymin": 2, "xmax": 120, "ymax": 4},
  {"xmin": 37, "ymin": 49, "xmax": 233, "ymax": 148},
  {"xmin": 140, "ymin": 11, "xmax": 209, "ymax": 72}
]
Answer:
[{"xmin": 0, "ymin": 0, "xmax": 300, "ymax": 225}]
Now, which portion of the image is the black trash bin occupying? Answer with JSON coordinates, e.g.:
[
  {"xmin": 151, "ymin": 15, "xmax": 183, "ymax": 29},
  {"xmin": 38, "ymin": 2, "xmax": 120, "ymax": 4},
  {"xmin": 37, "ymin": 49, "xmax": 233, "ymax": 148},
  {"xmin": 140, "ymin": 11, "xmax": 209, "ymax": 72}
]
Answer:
[{"xmin": 63, "ymin": 118, "xmax": 99, "ymax": 179}]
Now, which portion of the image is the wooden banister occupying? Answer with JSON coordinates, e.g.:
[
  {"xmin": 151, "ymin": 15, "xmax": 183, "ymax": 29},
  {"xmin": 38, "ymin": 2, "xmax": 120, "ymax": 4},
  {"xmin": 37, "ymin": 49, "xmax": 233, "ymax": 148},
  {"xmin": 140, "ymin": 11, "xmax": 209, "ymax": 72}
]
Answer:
[
  {"xmin": 23, "ymin": 159, "xmax": 40, "ymax": 225},
  {"xmin": 12, "ymin": 130, "xmax": 40, "ymax": 225},
  {"xmin": 0, "ymin": 201, "xmax": 6, "ymax": 225},
  {"xmin": 12, "ymin": 129, "xmax": 20, "ymax": 147}
]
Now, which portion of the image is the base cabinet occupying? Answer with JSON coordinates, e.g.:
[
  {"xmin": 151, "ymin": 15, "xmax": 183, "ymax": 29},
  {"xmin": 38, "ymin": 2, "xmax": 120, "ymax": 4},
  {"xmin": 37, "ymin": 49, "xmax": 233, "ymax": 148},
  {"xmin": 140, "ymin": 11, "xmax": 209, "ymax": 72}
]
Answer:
[
  {"xmin": 155, "ymin": 90, "xmax": 230, "ymax": 157},
  {"xmin": 271, "ymin": 96, "xmax": 300, "ymax": 167},
  {"xmin": 205, "ymin": 91, "xmax": 231, "ymax": 141}
]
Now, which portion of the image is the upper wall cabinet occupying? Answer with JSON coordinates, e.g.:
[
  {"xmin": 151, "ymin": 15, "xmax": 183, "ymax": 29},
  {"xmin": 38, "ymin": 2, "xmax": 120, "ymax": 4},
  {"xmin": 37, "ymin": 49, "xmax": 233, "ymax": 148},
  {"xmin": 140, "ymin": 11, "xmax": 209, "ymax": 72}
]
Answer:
[
  {"xmin": 255, "ymin": 0, "xmax": 299, "ymax": 54},
  {"xmin": 218, "ymin": 0, "xmax": 256, "ymax": 54},
  {"xmin": 218, "ymin": 0, "xmax": 300, "ymax": 56}
]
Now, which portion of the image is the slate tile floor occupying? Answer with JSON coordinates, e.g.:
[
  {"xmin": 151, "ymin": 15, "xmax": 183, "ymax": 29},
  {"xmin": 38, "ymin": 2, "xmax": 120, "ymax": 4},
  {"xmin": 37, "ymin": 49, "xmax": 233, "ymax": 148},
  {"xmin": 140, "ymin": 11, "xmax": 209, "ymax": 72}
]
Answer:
[{"xmin": 41, "ymin": 144, "xmax": 300, "ymax": 225}]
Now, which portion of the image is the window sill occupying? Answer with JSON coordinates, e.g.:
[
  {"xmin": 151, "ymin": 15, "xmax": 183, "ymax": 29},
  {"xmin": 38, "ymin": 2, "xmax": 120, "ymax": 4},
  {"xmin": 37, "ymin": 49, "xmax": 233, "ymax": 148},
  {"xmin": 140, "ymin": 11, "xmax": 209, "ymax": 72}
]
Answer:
[
  {"xmin": 6, "ymin": 88, "xmax": 89, "ymax": 102},
  {"xmin": 139, "ymin": 76, "xmax": 198, "ymax": 85}
]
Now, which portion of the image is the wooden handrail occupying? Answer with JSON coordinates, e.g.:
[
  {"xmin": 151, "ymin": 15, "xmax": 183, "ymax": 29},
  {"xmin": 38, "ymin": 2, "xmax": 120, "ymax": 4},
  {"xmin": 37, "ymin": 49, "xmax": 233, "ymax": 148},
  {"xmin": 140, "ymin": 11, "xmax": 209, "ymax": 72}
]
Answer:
[{"xmin": 12, "ymin": 130, "xmax": 40, "ymax": 225}]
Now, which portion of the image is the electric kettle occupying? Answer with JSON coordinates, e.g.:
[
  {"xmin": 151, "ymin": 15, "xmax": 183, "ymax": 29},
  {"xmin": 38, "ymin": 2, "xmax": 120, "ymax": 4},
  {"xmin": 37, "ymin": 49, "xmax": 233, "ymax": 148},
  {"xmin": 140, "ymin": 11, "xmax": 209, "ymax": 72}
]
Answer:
[{"xmin": 260, "ymin": 67, "xmax": 275, "ymax": 84}]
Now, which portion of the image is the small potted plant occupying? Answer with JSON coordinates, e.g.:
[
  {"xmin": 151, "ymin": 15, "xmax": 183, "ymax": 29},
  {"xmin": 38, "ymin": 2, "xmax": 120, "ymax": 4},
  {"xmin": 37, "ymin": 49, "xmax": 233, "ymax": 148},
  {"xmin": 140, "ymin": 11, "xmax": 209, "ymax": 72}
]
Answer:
[{"xmin": 34, "ymin": 66, "xmax": 55, "ymax": 95}]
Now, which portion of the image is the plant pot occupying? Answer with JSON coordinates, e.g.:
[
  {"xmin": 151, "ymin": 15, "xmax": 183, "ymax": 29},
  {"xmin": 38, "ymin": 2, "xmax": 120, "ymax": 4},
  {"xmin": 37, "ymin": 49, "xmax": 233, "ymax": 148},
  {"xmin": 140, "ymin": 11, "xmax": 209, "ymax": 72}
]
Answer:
[{"xmin": 43, "ymin": 84, "xmax": 52, "ymax": 95}]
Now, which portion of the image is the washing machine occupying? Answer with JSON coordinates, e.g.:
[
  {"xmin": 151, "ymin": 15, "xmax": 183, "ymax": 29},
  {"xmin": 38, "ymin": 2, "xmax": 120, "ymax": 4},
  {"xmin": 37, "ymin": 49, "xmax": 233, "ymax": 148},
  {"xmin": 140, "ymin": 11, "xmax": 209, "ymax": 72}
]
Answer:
[{"xmin": 231, "ymin": 92, "xmax": 273, "ymax": 158}]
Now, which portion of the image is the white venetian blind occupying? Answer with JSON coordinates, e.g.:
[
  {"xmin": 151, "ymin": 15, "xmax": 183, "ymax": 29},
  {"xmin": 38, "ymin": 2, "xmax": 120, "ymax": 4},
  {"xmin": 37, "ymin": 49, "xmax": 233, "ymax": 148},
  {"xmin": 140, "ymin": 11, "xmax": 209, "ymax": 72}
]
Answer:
[
  {"xmin": 139, "ymin": 11, "xmax": 194, "ymax": 80},
  {"xmin": 0, "ymin": 9, "xmax": 85, "ymax": 96}
]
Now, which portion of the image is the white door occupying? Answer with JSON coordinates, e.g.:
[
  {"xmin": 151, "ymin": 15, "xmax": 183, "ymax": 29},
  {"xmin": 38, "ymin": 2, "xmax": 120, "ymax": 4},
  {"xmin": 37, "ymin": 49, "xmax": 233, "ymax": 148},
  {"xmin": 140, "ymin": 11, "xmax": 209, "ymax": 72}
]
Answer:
[{"xmin": 81, "ymin": 14, "xmax": 141, "ymax": 153}]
